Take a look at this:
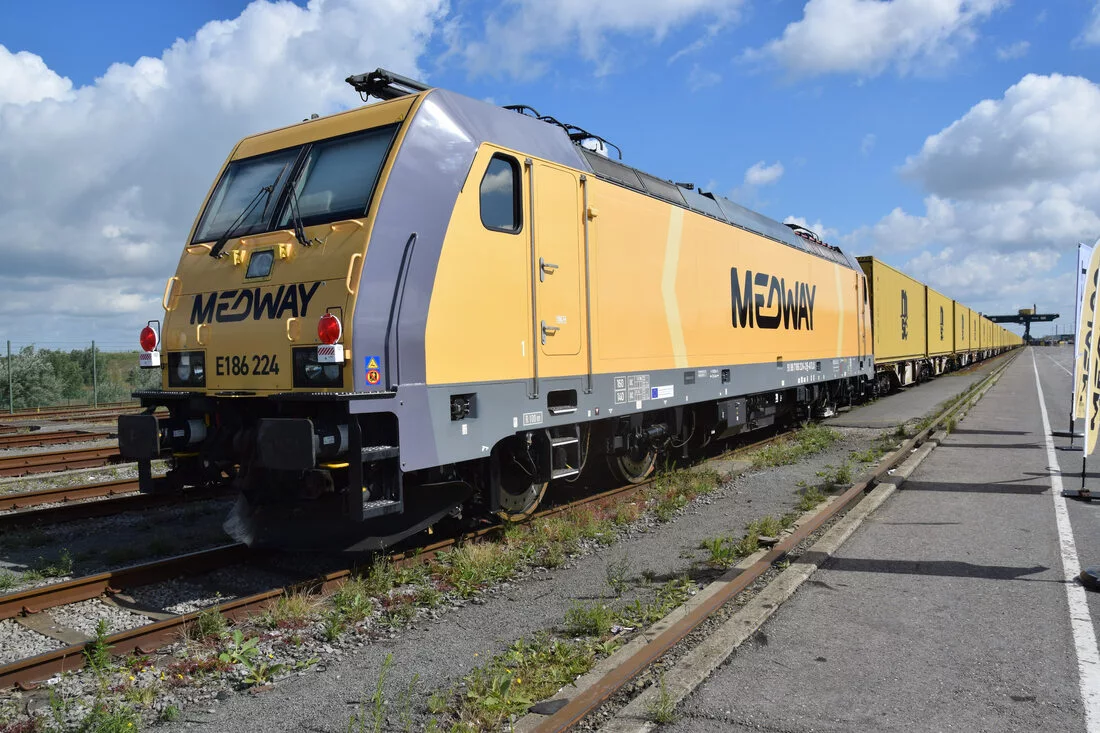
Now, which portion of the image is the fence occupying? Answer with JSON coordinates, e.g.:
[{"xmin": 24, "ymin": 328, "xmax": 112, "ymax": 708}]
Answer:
[{"xmin": 1, "ymin": 341, "xmax": 154, "ymax": 413}]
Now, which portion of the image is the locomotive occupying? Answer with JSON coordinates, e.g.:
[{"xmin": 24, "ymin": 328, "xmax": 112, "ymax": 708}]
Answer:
[{"xmin": 119, "ymin": 70, "xmax": 1017, "ymax": 550}]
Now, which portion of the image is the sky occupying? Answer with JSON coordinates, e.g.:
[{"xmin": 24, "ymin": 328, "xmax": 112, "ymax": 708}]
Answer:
[{"xmin": 1, "ymin": 0, "xmax": 1098, "ymax": 350}]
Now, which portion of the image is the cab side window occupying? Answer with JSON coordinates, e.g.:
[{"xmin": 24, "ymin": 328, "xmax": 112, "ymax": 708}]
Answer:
[{"xmin": 480, "ymin": 155, "xmax": 521, "ymax": 233}]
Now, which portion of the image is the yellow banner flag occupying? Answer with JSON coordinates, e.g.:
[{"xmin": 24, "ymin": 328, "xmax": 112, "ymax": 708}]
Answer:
[{"xmin": 1076, "ymin": 243, "xmax": 1100, "ymax": 423}]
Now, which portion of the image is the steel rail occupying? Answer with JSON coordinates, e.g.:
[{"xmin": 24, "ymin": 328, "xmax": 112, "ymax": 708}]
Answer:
[
  {"xmin": 0, "ymin": 401, "xmax": 136, "ymax": 421},
  {"xmin": 0, "ymin": 411, "xmax": 897, "ymax": 690},
  {"xmin": 0, "ymin": 445, "xmax": 122, "ymax": 478},
  {"xmin": 0, "ymin": 479, "xmax": 139, "ymax": 512},
  {"xmin": 0, "ymin": 430, "xmax": 111, "ymax": 450},
  {"xmin": 0, "ymin": 486, "xmax": 228, "ymax": 533},
  {"xmin": 531, "ymin": 351, "xmax": 1020, "ymax": 732}
]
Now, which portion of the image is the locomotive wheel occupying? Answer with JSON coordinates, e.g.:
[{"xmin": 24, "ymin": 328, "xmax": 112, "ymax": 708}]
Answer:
[
  {"xmin": 492, "ymin": 436, "xmax": 549, "ymax": 521},
  {"xmin": 607, "ymin": 445, "xmax": 657, "ymax": 484}
]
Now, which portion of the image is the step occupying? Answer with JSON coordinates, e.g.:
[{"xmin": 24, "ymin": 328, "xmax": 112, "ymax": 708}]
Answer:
[
  {"xmin": 361, "ymin": 445, "xmax": 399, "ymax": 461},
  {"xmin": 548, "ymin": 406, "xmax": 577, "ymax": 415},
  {"xmin": 362, "ymin": 498, "xmax": 402, "ymax": 519},
  {"xmin": 551, "ymin": 467, "xmax": 580, "ymax": 480},
  {"xmin": 551, "ymin": 436, "xmax": 579, "ymax": 448}
]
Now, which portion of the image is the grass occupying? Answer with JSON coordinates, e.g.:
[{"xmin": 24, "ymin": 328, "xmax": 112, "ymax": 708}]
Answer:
[
  {"xmin": 562, "ymin": 601, "xmax": 616, "ymax": 637},
  {"xmin": 750, "ymin": 424, "xmax": 841, "ymax": 468},
  {"xmin": 0, "ymin": 570, "xmax": 17, "ymax": 591},
  {"xmin": 450, "ymin": 634, "xmax": 602, "ymax": 731},
  {"xmin": 797, "ymin": 485, "xmax": 828, "ymax": 512},
  {"xmin": 646, "ymin": 673, "xmax": 677, "ymax": 724},
  {"xmin": 188, "ymin": 604, "xmax": 227, "ymax": 641},
  {"xmin": 257, "ymin": 594, "xmax": 318, "ymax": 630},
  {"xmin": 605, "ymin": 555, "xmax": 630, "ymax": 596}
]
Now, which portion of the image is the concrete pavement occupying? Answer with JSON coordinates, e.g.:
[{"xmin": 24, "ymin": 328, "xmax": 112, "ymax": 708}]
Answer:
[{"xmin": 664, "ymin": 347, "xmax": 1098, "ymax": 732}]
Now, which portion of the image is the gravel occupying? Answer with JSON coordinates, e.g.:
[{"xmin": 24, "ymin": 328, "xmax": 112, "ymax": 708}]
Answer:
[
  {"xmin": 0, "ymin": 619, "xmax": 65, "ymax": 665},
  {"xmin": 48, "ymin": 598, "xmax": 155, "ymax": 638}
]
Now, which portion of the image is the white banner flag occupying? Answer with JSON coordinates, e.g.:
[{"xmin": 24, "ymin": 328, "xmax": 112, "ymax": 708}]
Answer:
[{"xmin": 1075, "ymin": 243, "xmax": 1094, "ymax": 419}]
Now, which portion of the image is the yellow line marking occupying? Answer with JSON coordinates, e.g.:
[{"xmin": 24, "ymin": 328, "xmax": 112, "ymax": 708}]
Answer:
[{"xmin": 662, "ymin": 209, "xmax": 688, "ymax": 368}]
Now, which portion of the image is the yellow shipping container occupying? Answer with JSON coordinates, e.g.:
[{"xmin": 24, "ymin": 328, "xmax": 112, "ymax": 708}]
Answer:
[
  {"xmin": 970, "ymin": 309, "xmax": 981, "ymax": 352},
  {"xmin": 925, "ymin": 286, "xmax": 954, "ymax": 357},
  {"xmin": 859, "ymin": 257, "xmax": 927, "ymax": 362},
  {"xmin": 954, "ymin": 302, "xmax": 972, "ymax": 353}
]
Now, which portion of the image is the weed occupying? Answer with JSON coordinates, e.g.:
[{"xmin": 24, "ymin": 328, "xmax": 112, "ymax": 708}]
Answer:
[
  {"xmin": 645, "ymin": 673, "xmax": 676, "ymax": 724},
  {"xmin": 0, "ymin": 571, "xmax": 17, "ymax": 591},
  {"xmin": 605, "ymin": 555, "xmax": 630, "ymax": 596},
  {"xmin": 612, "ymin": 501, "xmax": 643, "ymax": 526},
  {"xmin": 851, "ymin": 447, "xmax": 882, "ymax": 463},
  {"xmin": 379, "ymin": 603, "xmax": 417, "ymax": 630},
  {"xmin": 750, "ymin": 424, "xmax": 840, "ymax": 468},
  {"xmin": 77, "ymin": 700, "xmax": 141, "ymax": 732},
  {"xmin": 257, "ymin": 594, "xmax": 317, "ymax": 630},
  {"xmin": 945, "ymin": 415, "xmax": 958, "ymax": 433},
  {"xmin": 348, "ymin": 653, "xmax": 393, "ymax": 733},
  {"xmin": 414, "ymin": 583, "xmax": 443, "ymax": 608},
  {"xmin": 189, "ymin": 604, "xmax": 227, "ymax": 641},
  {"xmin": 437, "ymin": 542, "xmax": 519, "ymax": 598},
  {"xmin": 218, "ymin": 629, "xmax": 260, "ymax": 666},
  {"xmin": 242, "ymin": 658, "xmax": 285, "ymax": 687},
  {"xmin": 654, "ymin": 493, "xmax": 688, "ymax": 522},
  {"xmin": 123, "ymin": 683, "xmax": 157, "ymax": 707},
  {"xmin": 84, "ymin": 618, "xmax": 113, "ymax": 672},
  {"xmin": 332, "ymin": 579, "xmax": 377, "ymax": 623},
  {"xmin": 322, "ymin": 610, "xmax": 346, "ymax": 642},
  {"xmin": 427, "ymin": 688, "xmax": 450, "ymax": 715},
  {"xmin": 541, "ymin": 543, "xmax": 566, "ymax": 568},
  {"xmin": 779, "ymin": 512, "xmax": 800, "ymax": 529},
  {"xmin": 815, "ymin": 462, "xmax": 852, "ymax": 489},
  {"xmin": 454, "ymin": 634, "xmax": 598, "ymax": 731},
  {"xmin": 562, "ymin": 602, "xmax": 615, "ymax": 637},
  {"xmin": 31, "ymin": 549, "xmax": 73, "ymax": 578},
  {"xmin": 361, "ymin": 558, "xmax": 398, "ymax": 597},
  {"xmin": 797, "ymin": 485, "xmax": 827, "ymax": 512},
  {"xmin": 398, "ymin": 672, "xmax": 420, "ymax": 733},
  {"xmin": 161, "ymin": 705, "xmax": 181, "ymax": 722},
  {"xmin": 747, "ymin": 516, "xmax": 783, "ymax": 538},
  {"xmin": 702, "ymin": 536, "xmax": 738, "ymax": 569}
]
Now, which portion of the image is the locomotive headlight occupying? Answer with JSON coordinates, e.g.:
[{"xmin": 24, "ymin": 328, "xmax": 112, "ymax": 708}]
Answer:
[
  {"xmin": 177, "ymin": 354, "xmax": 192, "ymax": 382},
  {"xmin": 167, "ymin": 351, "xmax": 206, "ymax": 388}
]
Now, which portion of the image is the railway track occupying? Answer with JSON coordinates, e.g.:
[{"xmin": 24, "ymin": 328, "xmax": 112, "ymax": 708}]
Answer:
[
  {"xmin": 0, "ymin": 431, "xmax": 784, "ymax": 690},
  {"xmin": 0, "ymin": 445, "xmax": 122, "ymax": 478},
  {"xmin": 0, "ymin": 430, "xmax": 112, "ymax": 450},
  {"xmin": 0, "ymin": 358, "xmax": 1010, "ymax": 691},
  {"xmin": 0, "ymin": 401, "xmax": 136, "ymax": 422},
  {"xmin": 0, "ymin": 480, "xmax": 229, "ymax": 533}
]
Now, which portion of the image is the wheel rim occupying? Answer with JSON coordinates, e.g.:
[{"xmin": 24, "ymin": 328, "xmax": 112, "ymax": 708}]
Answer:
[
  {"xmin": 496, "ymin": 480, "xmax": 548, "ymax": 521},
  {"xmin": 608, "ymin": 447, "xmax": 657, "ymax": 484}
]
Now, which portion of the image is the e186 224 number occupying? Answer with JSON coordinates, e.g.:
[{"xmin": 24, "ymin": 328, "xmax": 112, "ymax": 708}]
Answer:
[{"xmin": 215, "ymin": 354, "xmax": 280, "ymax": 376}]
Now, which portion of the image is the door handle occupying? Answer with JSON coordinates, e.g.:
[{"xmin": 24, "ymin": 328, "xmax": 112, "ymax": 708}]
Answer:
[
  {"xmin": 539, "ymin": 257, "xmax": 558, "ymax": 282},
  {"xmin": 541, "ymin": 320, "xmax": 560, "ymax": 344}
]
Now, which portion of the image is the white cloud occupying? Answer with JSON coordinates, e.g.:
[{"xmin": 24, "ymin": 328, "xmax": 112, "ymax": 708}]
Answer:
[
  {"xmin": 744, "ymin": 160, "xmax": 784, "ymax": 186},
  {"xmin": 687, "ymin": 63, "xmax": 721, "ymax": 91},
  {"xmin": 995, "ymin": 40, "xmax": 1029, "ymax": 60},
  {"xmin": 860, "ymin": 133, "xmax": 876, "ymax": 155},
  {"xmin": 1081, "ymin": 2, "xmax": 1100, "ymax": 45},
  {"xmin": 0, "ymin": 0, "xmax": 446, "ymax": 346},
  {"xmin": 849, "ymin": 73, "xmax": 1100, "ymax": 326},
  {"xmin": 456, "ymin": 0, "xmax": 744, "ymax": 78},
  {"xmin": 0, "ymin": 46, "xmax": 73, "ymax": 105},
  {"xmin": 744, "ymin": 0, "xmax": 1005, "ymax": 78},
  {"xmin": 783, "ymin": 215, "xmax": 837, "ymax": 241}
]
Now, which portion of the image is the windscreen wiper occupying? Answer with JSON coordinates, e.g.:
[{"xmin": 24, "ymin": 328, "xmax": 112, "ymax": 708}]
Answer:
[
  {"xmin": 286, "ymin": 182, "xmax": 320, "ymax": 248},
  {"xmin": 209, "ymin": 161, "xmax": 291, "ymax": 259}
]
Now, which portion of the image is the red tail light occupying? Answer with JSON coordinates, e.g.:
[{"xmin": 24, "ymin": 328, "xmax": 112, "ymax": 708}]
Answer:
[
  {"xmin": 139, "ymin": 326, "xmax": 158, "ymax": 352},
  {"xmin": 318, "ymin": 313, "xmax": 342, "ymax": 345}
]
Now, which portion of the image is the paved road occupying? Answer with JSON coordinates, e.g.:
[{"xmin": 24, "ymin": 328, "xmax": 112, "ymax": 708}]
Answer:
[{"xmin": 666, "ymin": 347, "xmax": 1099, "ymax": 732}]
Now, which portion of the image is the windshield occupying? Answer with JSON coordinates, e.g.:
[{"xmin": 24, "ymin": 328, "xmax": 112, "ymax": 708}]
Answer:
[
  {"xmin": 192, "ymin": 125, "xmax": 398, "ymax": 244},
  {"xmin": 279, "ymin": 126, "xmax": 396, "ymax": 228},
  {"xmin": 193, "ymin": 149, "xmax": 299, "ymax": 243}
]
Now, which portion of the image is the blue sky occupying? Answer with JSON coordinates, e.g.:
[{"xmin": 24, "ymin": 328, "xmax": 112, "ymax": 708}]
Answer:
[{"xmin": 1, "ymin": 0, "xmax": 1098, "ymax": 348}]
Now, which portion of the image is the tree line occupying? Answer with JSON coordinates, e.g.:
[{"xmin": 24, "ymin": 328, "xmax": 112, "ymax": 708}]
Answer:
[{"xmin": 0, "ymin": 346, "xmax": 159, "ymax": 410}]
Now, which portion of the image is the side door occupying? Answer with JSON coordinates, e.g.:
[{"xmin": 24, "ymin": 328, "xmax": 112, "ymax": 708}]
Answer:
[{"xmin": 532, "ymin": 161, "xmax": 584, "ymax": 362}]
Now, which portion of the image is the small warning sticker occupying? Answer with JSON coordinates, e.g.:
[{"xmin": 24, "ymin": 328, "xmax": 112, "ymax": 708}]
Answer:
[
  {"xmin": 365, "ymin": 356, "xmax": 381, "ymax": 370},
  {"xmin": 366, "ymin": 369, "xmax": 381, "ymax": 385}
]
